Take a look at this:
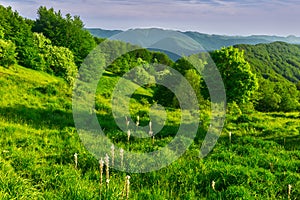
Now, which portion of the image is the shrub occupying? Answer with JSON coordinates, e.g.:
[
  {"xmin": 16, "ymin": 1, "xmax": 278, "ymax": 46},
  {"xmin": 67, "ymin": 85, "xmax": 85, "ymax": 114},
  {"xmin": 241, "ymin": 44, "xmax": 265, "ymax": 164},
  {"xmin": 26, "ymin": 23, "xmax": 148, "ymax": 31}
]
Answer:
[
  {"xmin": 32, "ymin": 33, "xmax": 78, "ymax": 85},
  {"xmin": 0, "ymin": 39, "xmax": 17, "ymax": 68},
  {"xmin": 48, "ymin": 45, "xmax": 78, "ymax": 85}
]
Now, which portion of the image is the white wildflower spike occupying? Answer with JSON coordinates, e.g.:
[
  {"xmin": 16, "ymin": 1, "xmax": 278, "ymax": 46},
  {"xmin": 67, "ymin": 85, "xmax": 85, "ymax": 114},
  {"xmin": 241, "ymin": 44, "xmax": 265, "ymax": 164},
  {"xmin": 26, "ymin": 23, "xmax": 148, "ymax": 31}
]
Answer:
[
  {"xmin": 126, "ymin": 175, "xmax": 130, "ymax": 200},
  {"xmin": 74, "ymin": 153, "xmax": 78, "ymax": 169},
  {"xmin": 229, "ymin": 131, "xmax": 232, "ymax": 143},
  {"xmin": 149, "ymin": 121, "xmax": 152, "ymax": 132},
  {"xmin": 211, "ymin": 180, "xmax": 215, "ymax": 190},
  {"xmin": 111, "ymin": 144, "xmax": 115, "ymax": 167},
  {"xmin": 149, "ymin": 121, "xmax": 154, "ymax": 143},
  {"xmin": 105, "ymin": 154, "xmax": 110, "ymax": 185},
  {"xmin": 120, "ymin": 148, "xmax": 124, "ymax": 168},
  {"xmin": 269, "ymin": 162, "xmax": 274, "ymax": 172},
  {"xmin": 136, "ymin": 116, "xmax": 140, "ymax": 127},
  {"xmin": 127, "ymin": 129, "xmax": 131, "ymax": 142},
  {"xmin": 149, "ymin": 130, "xmax": 153, "ymax": 137},
  {"xmin": 152, "ymin": 135, "xmax": 155, "ymax": 145},
  {"xmin": 99, "ymin": 158, "xmax": 104, "ymax": 185},
  {"xmin": 106, "ymin": 179, "xmax": 110, "ymax": 184},
  {"xmin": 288, "ymin": 184, "xmax": 292, "ymax": 198},
  {"xmin": 125, "ymin": 116, "xmax": 130, "ymax": 129}
]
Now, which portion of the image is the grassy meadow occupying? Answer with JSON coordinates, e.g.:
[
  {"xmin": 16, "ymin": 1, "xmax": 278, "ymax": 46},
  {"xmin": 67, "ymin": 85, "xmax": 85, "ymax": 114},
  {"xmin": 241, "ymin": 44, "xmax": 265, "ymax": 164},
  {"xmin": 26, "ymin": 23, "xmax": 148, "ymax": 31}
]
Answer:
[{"xmin": 0, "ymin": 65, "xmax": 299, "ymax": 199}]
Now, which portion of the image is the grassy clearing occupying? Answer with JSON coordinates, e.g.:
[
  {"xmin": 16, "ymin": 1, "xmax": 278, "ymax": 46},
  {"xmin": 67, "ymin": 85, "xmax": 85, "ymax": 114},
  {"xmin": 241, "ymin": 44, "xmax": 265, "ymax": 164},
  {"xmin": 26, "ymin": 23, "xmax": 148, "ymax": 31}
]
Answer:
[{"xmin": 0, "ymin": 65, "xmax": 299, "ymax": 199}]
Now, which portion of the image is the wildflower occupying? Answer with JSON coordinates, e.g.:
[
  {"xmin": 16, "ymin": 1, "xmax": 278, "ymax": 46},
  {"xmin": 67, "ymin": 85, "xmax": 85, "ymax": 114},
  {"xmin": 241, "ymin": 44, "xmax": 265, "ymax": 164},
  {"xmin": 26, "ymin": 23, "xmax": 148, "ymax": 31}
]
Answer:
[
  {"xmin": 211, "ymin": 180, "xmax": 215, "ymax": 190},
  {"xmin": 74, "ymin": 153, "xmax": 78, "ymax": 169},
  {"xmin": 126, "ymin": 175, "xmax": 130, "ymax": 200},
  {"xmin": 127, "ymin": 129, "xmax": 131, "ymax": 142},
  {"xmin": 136, "ymin": 116, "xmax": 139, "ymax": 127},
  {"xmin": 99, "ymin": 158, "xmax": 104, "ymax": 186},
  {"xmin": 105, "ymin": 154, "xmax": 110, "ymax": 185}
]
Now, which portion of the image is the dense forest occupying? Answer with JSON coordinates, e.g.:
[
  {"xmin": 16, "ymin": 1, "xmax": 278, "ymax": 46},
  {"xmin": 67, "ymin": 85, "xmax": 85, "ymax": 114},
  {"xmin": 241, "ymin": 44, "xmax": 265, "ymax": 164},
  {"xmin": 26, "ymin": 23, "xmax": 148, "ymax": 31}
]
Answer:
[
  {"xmin": 0, "ymin": 5, "xmax": 299, "ymax": 199},
  {"xmin": 235, "ymin": 42, "xmax": 300, "ymax": 112}
]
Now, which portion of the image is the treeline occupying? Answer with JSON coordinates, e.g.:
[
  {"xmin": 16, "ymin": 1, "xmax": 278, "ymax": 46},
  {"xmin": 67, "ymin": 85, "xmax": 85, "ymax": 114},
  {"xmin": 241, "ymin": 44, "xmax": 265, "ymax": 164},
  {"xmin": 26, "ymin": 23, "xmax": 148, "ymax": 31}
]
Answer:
[
  {"xmin": 108, "ymin": 46, "xmax": 259, "ymax": 111},
  {"xmin": 0, "ymin": 5, "xmax": 96, "ymax": 84},
  {"xmin": 235, "ymin": 42, "xmax": 300, "ymax": 83},
  {"xmin": 150, "ymin": 44, "xmax": 300, "ymax": 112},
  {"xmin": 236, "ymin": 42, "xmax": 300, "ymax": 112},
  {"xmin": 0, "ymin": 5, "xmax": 172, "ymax": 86}
]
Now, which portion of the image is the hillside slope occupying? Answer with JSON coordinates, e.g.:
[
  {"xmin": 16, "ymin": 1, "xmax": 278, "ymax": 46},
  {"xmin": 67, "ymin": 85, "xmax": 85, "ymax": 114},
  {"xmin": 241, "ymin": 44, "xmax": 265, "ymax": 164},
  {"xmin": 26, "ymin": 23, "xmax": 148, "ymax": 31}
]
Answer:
[
  {"xmin": 235, "ymin": 42, "xmax": 300, "ymax": 83},
  {"xmin": 0, "ymin": 63, "xmax": 299, "ymax": 199}
]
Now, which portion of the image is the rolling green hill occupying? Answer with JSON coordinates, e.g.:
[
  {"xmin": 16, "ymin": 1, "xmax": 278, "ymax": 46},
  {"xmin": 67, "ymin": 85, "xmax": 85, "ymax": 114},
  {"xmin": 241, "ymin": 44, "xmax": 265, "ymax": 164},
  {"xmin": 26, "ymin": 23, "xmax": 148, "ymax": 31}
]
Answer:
[
  {"xmin": 235, "ymin": 42, "xmax": 300, "ymax": 83},
  {"xmin": 0, "ymin": 62, "xmax": 299, "ymax": 199}
]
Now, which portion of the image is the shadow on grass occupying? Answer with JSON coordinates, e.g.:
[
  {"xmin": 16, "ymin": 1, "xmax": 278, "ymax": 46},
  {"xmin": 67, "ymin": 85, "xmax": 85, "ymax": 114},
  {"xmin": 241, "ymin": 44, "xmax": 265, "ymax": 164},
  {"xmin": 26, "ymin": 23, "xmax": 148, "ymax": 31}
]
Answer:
[
  {"xmin": 268, "ymin": 135, "xmax": 300, "ymax": 150},
  {"xmin": 0, "ymin": 104, "xmax": 74, "ymax": 129},
  {"xmin": 267, "ymin": 113, "xmax": 300, "ymax": 119},
  {"xmin": 0, "ymin": 104, "xmax": 207, "ymax": 147}
]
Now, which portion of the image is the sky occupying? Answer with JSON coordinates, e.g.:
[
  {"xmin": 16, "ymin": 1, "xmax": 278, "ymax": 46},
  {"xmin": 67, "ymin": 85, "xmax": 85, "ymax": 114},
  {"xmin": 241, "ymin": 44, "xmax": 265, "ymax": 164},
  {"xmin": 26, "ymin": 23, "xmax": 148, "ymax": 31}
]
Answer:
[{"xmin": 1, "ymin": 0, "xmax": 300, "ymax": 36}]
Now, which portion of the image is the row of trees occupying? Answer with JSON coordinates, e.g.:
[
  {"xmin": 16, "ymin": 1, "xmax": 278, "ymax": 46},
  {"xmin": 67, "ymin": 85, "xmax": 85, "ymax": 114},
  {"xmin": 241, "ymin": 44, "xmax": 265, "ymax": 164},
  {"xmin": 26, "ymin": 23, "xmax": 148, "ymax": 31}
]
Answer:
[
  {"xmin": 33, "ymin": 7, "xmax": 96, "ymax": 66},
  {"xmin": 236, "ymin": 42, "xmax": 300, "ymax": 112},
  {"xmin": 106, "ymin": 43, "xmax": 299, "ymax": 112},
  {"xmin": 108, "ymin": 46, "xmax": 259, "ymax": 110}
]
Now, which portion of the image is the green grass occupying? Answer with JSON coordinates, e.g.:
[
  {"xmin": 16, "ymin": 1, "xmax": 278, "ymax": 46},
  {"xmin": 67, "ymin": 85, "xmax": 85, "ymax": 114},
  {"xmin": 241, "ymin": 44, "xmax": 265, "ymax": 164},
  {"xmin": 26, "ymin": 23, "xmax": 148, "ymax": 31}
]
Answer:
[{"xmin": 0, "ymin": 65, "xmax": 299, "ymax": 199}]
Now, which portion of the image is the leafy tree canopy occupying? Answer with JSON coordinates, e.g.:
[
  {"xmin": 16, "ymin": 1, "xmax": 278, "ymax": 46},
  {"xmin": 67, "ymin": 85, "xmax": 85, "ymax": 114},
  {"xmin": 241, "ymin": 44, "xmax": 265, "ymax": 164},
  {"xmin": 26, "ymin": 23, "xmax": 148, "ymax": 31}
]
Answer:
[
  {"xmin": 33, "ymin": 6, "xmax": 96, "ymax": 66},
  {"xmin": 210, "ymin": 46, "xmax": 259, "ymax": 104},
  {"xmin": 0, "ymin": 5, "xmax": 40, "ymax": 69}
]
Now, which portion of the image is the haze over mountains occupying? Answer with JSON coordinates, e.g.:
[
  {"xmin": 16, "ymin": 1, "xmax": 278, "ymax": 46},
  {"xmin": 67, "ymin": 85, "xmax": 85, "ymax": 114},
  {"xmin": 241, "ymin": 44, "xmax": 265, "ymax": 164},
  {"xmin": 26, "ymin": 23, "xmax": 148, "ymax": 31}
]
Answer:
[{"xmin": 88, "ymin": 28, "xmax": 300, "ymax": 51}]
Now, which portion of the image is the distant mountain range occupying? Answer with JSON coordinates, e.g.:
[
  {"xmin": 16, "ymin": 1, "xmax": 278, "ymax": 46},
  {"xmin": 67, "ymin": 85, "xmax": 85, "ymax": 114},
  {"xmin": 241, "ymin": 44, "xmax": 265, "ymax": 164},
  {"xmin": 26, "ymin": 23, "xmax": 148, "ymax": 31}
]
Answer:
[{"xmin": 87, "ymin": 28, "xmax": 300, "ymax": 51}]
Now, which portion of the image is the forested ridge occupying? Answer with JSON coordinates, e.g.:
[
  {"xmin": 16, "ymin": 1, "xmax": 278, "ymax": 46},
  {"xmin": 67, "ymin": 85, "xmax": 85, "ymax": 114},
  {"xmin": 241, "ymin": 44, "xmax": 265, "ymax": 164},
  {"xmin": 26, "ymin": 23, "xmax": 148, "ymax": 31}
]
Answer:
[{"xmin": 235, "ymin": 42, "xmax": 300, "ymax": 112}]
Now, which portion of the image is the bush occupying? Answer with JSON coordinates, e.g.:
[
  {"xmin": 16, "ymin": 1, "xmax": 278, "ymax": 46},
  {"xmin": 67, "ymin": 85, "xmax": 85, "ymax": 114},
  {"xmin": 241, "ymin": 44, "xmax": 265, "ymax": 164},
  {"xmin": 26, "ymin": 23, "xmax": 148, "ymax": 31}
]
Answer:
[
  {"xmin": 32, "ymin": 33, "xmax": 78, "ymax": 85},
  {"xmin": 48, "ymin": 46, "xmax": 78, "ymax": 85},
  {"xmin": 0, "ymin": 39, "xmax": 17, "ymax": 67}
]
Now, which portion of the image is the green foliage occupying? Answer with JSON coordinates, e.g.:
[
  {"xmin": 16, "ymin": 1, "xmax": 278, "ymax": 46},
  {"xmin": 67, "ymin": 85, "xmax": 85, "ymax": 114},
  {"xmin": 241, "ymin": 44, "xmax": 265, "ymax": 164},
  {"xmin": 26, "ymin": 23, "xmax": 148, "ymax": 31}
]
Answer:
[
  {"xmin": 173, "ymin": 57, "xmax": 195, "ymax": 75},
  {"xmin": 210, "ymin": 46, "xmax": 259, "ymax": 104},
  {"xmin": 33, "ymin": 6, "xmax": 96, "ymax": 66},
  {"xmin": 154, "ymin": 55, "xmax": 206, "ymax": 108},
  {"xmin": 127, "ymin": 65, "xmax": 156, "ymax": 86},
  {"xmin": 32, "ymin": 32, "xmax": 51, "ymax": 71},
  {"xmin": 297, "ymin": 81, "xmax": 300, "ymax": 90},
  {"xmin": 106, "ymin": 47, "xmax": 173, "ymax": 76},
  {"xmin": 48, "ymin": 46, "xmax": 78, "ymax": 85},
  {"xmin": 32, "ymin": 32, "xmax": 78, "ymax": 85},
  {"xmin": 236, "ymin": 42, "xmax": 300, "ymax": 83},
  {"xmin": 0, "ymin": 5, "xmax": 40, "ymax": 69},
  {"xmin": 0, "ymin": 38, "xmax": 17, "ymax": 68},
  {"xmin": 235, "ymin": 42, "xmax": 300, "ymax": 112},
  {"xmin": 185, "ymin": 69, "xmax": 202, "ymax": 100},
  {"xmin": 255, "ymin": 78, "xmax": 299, "ymax": 112}
]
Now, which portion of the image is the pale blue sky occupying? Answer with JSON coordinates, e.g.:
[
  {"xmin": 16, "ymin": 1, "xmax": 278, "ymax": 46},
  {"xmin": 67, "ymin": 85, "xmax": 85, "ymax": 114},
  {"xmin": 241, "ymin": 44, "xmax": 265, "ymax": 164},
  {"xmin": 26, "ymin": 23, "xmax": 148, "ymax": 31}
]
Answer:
[{"xmin": 1, "ymin": 0, "xmax": 300, "ymax": 36}]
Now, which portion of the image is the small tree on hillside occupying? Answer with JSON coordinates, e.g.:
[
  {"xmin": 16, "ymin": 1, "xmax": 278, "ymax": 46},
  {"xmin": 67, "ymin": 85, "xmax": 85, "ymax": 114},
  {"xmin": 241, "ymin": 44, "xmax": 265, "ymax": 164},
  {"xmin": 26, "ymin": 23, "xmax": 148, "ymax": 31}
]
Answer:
[
  {"xmin": 32, "ymin": 32, "xmax": 77, "ymax": 85},
  {"xmin": 210, "ymin": 46, "xmax": 258, "ymax": 104},
  {"xmin": 0, "ymin": 30, "xmax": 17, "ymax": 68}
]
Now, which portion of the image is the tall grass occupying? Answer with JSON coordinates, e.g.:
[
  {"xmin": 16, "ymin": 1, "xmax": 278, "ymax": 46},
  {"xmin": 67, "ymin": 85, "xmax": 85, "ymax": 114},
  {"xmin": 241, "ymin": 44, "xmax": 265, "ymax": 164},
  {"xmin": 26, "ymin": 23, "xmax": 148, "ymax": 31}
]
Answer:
[{"xmin": 0, "ymin": 65, "xmax": 299, "ymax": 199}]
